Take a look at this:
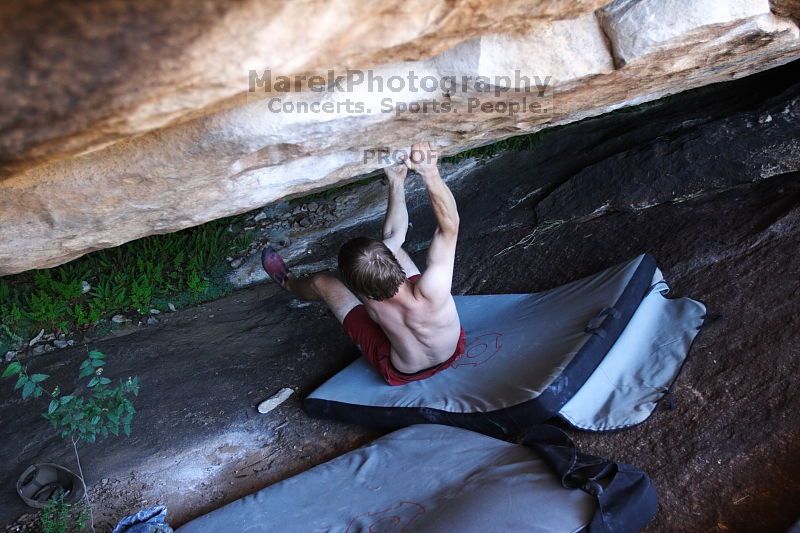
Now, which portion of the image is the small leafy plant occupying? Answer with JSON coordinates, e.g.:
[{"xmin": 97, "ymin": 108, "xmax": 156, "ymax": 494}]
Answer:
[
  {"xmin": 39, "ymin": 493, "xmax": 89, "ymax": 533},
  {"xmin": 0, "ymin": 213, "xmax": 246, "ymax": 354},
  {"xmin": 2, "ymin": 350, "xmax": 139, "ymax": 532}
]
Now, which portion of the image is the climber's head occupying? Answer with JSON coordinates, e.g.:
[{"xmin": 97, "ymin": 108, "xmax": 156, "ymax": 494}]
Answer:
[{"xmin": 338, "ymin": 237, "xmax": 406, "ymax": 301}]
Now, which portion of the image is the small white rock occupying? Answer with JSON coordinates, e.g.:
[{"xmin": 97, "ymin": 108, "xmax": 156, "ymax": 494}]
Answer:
[
  {"xmin": 28, "ymin": 329, "xmax": 45, "ymax": 347},
  {"xmin": 147, "ymin": 317, "xmax": 158, "ymax": 326},
  {"xmin": 53, "ymin": 340, "xmax": 69, "ymax": 349},
  {"xmin": 257, "ymin": 388, "xmax": 294, "ymax": 414},
  {"xmin": 111, "ymin": 314, "xmax": 127, "ymax": 324},
  {"xmin": 253, "ymin": 212, "xmax": 267, "ymax": 222},
  {"xmin": 81, "ymin": 281, "xmax": 91, "ymax": 293},
  {"xmin": 168, "ymin": 303, "xmax": 176, "ymax": 312},
  {"xmin": 230, "ymin": 258, "xmax": 242, "ymax": 268},
  {"xmin": 149, "ymin": 309, "xmax": 160, "ymax": 315},
  {"xmin": 4, "ymin": 351, "xmax": 16, "ymax": 362}
]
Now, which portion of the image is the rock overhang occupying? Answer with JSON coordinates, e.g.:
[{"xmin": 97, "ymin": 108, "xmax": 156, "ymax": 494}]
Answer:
[{"xmin": 1, "ymin": 0, "xmax": 799, "ymax": 275}]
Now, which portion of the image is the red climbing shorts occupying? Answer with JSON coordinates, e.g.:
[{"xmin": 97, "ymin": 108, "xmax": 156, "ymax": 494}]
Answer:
[{"xmin": 342, "ymin": 274, "xmax": 467, "ymax": 386}]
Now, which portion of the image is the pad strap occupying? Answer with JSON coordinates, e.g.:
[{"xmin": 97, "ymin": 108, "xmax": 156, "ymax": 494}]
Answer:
[{"xmin": 523, "ymin": 425, "xmax": 658, "ymax": 532}]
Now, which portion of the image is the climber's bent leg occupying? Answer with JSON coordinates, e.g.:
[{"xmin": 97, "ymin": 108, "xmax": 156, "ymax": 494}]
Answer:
[{"xmin": 287, "ymin": 274, "xmax": 361, "ymax": 324}]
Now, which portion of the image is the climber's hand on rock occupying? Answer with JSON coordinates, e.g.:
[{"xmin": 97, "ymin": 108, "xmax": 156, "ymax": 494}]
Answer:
[
  {"xmin": 403, "ymin": 141, "xmax": 439, "ymax": 178},
  {"xmin": 384, "ymin": 163, "xmax": 408, "ymax": 184}
]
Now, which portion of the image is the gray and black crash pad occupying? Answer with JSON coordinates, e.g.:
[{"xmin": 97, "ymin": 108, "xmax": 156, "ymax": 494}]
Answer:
[
  {"xmin": 305, "ymin": 254, "xmax": 705, "ymax": 436},
  {"xmin": 176, "ymin": 424, "xmax": 658, "ymax": 533}
]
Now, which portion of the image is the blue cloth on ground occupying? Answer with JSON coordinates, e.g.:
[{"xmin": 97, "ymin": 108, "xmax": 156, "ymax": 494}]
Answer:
[{"xmin": 112, "ymin": 505, "xmax": 172, "ymax": 533}]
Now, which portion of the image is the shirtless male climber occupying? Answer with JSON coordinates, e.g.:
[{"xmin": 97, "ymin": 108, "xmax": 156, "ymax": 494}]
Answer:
[{"xmin": 261, "ymin": 141, "xmax": 465, "ymax": 386}]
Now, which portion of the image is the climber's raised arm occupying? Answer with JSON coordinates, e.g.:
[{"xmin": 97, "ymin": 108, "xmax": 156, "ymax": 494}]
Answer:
[
  {"xmin": 403, "ymin": 142, "xmax": 459, "ymax": 303},
  {"xmin": 382, "ymin": 163, "xmax": 409, "ymax": 253}
]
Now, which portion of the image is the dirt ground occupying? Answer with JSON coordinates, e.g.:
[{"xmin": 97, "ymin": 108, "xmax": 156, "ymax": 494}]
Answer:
[{"xmin": 1, "ymin": 62, "xmax": 799, "ymax": 532}]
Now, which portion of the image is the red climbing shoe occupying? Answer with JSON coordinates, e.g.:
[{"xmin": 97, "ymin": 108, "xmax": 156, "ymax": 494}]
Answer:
[{"xmin": 261, "ymin": 246, "xmax": 290, "ymax": 290}]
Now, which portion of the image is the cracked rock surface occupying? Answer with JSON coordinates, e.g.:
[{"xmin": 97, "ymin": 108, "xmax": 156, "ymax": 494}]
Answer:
[{"xmin": 1, "ymin": 61, "xmax": 799, "ymax": 532}]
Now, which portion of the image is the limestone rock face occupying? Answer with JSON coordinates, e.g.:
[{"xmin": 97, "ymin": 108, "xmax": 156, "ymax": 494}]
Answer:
[
  {"xmin": 598, "ymin": 0, "xmax": 774, "ymax": 65},
  {"xmin": 1, "ymin": 0, "xmax": 799, "ymax": 275},
  {"xmin": 0, "ymin": 0, "xmax": 608, "ymax": 178}
]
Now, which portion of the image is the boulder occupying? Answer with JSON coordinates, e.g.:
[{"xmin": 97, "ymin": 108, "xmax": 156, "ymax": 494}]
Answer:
[{"xmin": 0, "ymin": 0, "xmax": 799, "ymax": 274}]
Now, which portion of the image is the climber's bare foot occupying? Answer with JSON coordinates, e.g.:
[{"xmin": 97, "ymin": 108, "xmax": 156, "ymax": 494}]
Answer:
[{"xmin": 261, "ymin": 246, "xmax": 290, "ymax": 290}]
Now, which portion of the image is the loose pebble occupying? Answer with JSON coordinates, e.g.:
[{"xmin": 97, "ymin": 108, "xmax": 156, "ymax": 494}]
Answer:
[
  {"xmin": 257, "ymin": 387, "xmax": 294, "ymax": 414},
  {"xmin": 81, "ymin": 280, "xmax": 91, "ymax": 293},
  {"xmin": 32, "ymin": 345, "xmax": 47, "ymax": 356}
]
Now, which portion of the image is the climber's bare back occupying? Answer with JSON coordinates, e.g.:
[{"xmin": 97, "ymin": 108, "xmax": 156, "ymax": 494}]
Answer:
[{"xmin": 362, "ymin": 260, "xmax": 461, "ymax": 373}]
